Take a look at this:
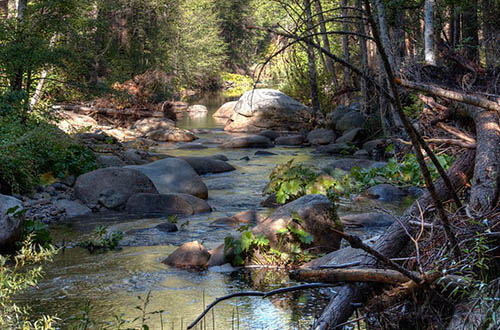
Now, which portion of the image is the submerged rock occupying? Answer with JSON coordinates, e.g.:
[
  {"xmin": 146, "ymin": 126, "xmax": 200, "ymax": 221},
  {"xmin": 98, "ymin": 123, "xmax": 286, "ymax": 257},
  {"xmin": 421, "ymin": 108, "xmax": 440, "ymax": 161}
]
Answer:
[
  {"xmin": 163, "ymin": 241, "xmax": 211, "ymax": 268},
  {"xmin": 126, "ymin": 158, "xmax": 208, "ymax": 199},
  {"xmin": 224, "ymin": 89, "xmax": 314, "ymax": 132}
]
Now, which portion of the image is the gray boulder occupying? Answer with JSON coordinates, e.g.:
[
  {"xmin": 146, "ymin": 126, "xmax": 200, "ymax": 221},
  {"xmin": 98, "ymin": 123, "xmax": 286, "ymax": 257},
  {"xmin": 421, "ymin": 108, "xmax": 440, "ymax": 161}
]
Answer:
[
  {"xmin": 126, "ymin": 158, "xmax": 208, "ymax": 199},
  {"xmin": 179, "ymin": 156, "xmax": 235, "ymax": 175},
  {"xmin": 132, "ymin": 118, "xmax": 175, "ymax": 135},
  {"xmin": 213, "ymin": 101, "xmax": 237, "ymax": 119},
  {"xmin": 307, "ymin": 129, "xmax": 336, "ymax": 145},
  {"xmin": 0, "ymin": 195, "xmax": 24, "ymax": 251},
  {"xmin": 258, "ymin": 130, "xmax": 280, "ymax": 141},
  {"xmin": 365, "ymin": 184, "xmax": 407, "ymax": 201},
  {"xmin": 125, "ymin": 193, "xmax": 210, "ymax": 215},
  {"xmin": 55, "ymin": 199, "xmax": 92, "ymax": 218},
  {"xmin": 97, "ymin": 155, "xmax": 126, "ymax": 168},
  {"xmin": 336, "ymin": 128, "xmax": 365, "ymax": 145},
  {"xmin": 336, "ymin": 111, "xmax": 365, "ymax": 132},
  {"xmin": 221, "ymin": 135, "xmax": 273, "ymax": 149},
  {"xmin": 328, "ymin": 105, "xmax": 353, "ymax": 124},
  {"xmin": 145, "ymin": 128, "xmax": 197, "ymax": 142},
  {"xmin": 163, "ymin": 241, "xmax": 211, "ymax": 268},
  {"xmin": 74, "ymin": 168, "xmax": 158, "ymax": 208},
  {"xmin": 275, "ymin": 135, "xmax": 304, "ymax": 146},
  {"xmin": 224, "ymin": 89, "xmax": 314, "ymax": 132}
]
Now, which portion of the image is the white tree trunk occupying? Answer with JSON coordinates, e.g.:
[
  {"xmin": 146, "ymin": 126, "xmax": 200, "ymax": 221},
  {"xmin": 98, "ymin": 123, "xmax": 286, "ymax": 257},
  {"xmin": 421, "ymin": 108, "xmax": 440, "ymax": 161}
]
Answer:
[
  {"xmin": 15, "ymin": 0, "xmax": 26, "ymax": 18},
  {"xmin": 424, "ymin": 0, "xmax": 436, "ymax": 65}
]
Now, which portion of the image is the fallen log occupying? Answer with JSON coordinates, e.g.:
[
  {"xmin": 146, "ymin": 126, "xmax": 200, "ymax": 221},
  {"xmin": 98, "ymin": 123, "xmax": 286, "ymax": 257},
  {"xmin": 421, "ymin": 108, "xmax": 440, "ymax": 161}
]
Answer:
[
  {"xmin": 291, "ymin": 268, "xmax": 413, "ymax": 285},
  {"xmin": 54, "ymin": 104, "xmax": 166, "ymax": 118},
  {"xmin": 311, "ymin": 150, "xmax": 476, "ymax": 330},
  {"xmin": 437, "ymin": 122, "xmax": 476, "ymax": 144},
  {"xmin": 396, "ymin": 79, "xmax": 500, "ymax": 112}
]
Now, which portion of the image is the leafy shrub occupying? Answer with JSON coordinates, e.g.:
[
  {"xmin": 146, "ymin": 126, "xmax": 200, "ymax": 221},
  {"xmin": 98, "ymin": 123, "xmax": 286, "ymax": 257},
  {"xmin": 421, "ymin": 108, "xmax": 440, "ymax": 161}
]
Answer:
[
  {"xmin": 78, "ymin": 226, "xmax": 124, "ymax": 253},
  {"xmin": 0, "ymin": 234, "xmax": 58, "ymax": 329},
  {"xmin": 24, "ymin": 219, "xmax": 52, "ymax": 248},
  {"xmin": 0, "ymin": 93, "xmax": 97, "ymax": 194}
]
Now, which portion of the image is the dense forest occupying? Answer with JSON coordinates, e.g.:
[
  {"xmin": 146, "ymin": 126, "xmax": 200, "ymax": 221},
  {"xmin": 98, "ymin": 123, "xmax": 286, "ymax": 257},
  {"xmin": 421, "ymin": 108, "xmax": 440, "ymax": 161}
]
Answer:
[{"xmin": 1, "ymin": 0, "xmax": 500, "ymax": 329}]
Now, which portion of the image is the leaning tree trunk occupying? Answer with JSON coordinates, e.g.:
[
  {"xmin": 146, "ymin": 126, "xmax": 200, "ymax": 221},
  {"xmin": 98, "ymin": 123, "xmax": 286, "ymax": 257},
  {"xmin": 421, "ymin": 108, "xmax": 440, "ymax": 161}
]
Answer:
[
  {"xmin": 303, "ymin": 0, "xmax": 321, "ymax": 114},
  {"xmin": 311, "ymin": 150, "xmax": 476, "ymax": 329},
  {"xmin": 314, "ymin": 0, "xmax": 339, "ymax": 90}
]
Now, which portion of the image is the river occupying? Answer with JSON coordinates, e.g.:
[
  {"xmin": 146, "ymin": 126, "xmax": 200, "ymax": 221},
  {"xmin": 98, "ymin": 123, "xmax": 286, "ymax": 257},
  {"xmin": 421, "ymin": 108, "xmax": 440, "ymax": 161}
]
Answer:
[{"xmin": 18, "ymin": 93, "xmax": 407, "ymax": 330}]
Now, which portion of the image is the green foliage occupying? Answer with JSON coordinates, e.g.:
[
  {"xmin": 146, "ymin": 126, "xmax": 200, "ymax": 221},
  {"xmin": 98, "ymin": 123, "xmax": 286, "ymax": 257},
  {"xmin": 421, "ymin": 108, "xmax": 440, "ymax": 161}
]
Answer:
[
  {"xmin": 221, "ymin": 72, "xmax": 254, "ymax": 97},
  {"xmin": 0, "ymin": 96, "xmax": 97, "ymax": 194},
  {"xmin": 266, "ymin": 153, "xmax": 454, "ymax": 203},
  {"xmin": 78, "ymin": 226, "xmax": 124, "ymax": 253},
  {"xmin": 0, "ymin": 234, "xmax": 59, "ymax": 329},
  {"xmin": 265, "ymin": 159, "xmax": 320, "ymax": 204},
  {"xmin": 24, "ymin": 219, "xmax": 52, "ymax": 248}
]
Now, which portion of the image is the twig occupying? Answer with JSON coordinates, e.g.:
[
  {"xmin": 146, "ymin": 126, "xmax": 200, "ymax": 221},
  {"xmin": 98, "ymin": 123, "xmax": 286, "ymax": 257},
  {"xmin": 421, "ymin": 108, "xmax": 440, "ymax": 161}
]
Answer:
[{"xmin": 187, "ymin": 283, "xmax": 336, "ymax": 329}]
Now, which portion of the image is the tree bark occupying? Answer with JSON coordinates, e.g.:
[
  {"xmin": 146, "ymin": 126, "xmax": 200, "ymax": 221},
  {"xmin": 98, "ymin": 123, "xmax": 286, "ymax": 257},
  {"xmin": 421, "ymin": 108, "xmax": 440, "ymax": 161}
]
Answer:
[
  {"xmin": 357, "ymin": 0, "xmax": 369, "ymax": 114},
  {"xmin": 424, "ymin": 0, "xmax": 436, "ymax": 65},
  {"xmin": 341, "ymin": 0, "xmax": 351, "ymax": 103},
  {"xmin": 15, "ymin": 0, "xmax": 26, "ymax": 18}
]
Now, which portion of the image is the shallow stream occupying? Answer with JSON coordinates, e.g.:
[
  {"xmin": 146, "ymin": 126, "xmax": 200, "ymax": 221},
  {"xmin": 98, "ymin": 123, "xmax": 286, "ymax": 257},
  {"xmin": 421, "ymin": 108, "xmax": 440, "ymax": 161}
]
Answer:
[{"xmin": 19, "ymin": 94, "xmax": 410, "ymax": 329}]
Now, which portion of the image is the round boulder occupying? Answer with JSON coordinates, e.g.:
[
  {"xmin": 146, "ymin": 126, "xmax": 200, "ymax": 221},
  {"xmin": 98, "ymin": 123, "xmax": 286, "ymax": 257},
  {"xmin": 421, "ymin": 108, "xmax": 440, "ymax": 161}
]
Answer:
[
  {"xmin": 275, "ymin": 135, "xmax": 304, "ymax": 146},
  {"xmin": 132, "ymin": 118, "xmax": 175, "ymax": 135},
  {"xmin": 145, "ymin": 128, "xmax": 197, "ymax": 142},
  {"xmin": 307, "ymin": 129, "xmax": 336, "ymax": 145},
  {"xmin": 213, "ymin": 101, "xmax": 237, "ymax": 119},
  {"xmin": 0, "ymin": 194, "xmax": 24, "ymax": 251},
  {"xmin": 74, "ymin": 168, "xmax": 158, "ymax": 208},
  {"xmin": 125, "ymin": 193, "xmax": 210, "ymax": 215},
  {"xmin": 126, "ymin": 158, "xmax": 208, "ymax": 199},
  {"xmin": 224, "ymin": 89, "xmax": 314, "ymax": 133},
  {"xmin": 179, "ymin": 156, "xmax": 235, "ymax": 175},
  {"xmin": 163, "ymin": 241, "xmax": 211, "ymax": 268},
  {"xmin": 365, "ymin": 184, "xmax": 407, "ymax": 201},
  {"xmin": 336, "ymin": 111, "xmax": 365, "ymax": 132}
]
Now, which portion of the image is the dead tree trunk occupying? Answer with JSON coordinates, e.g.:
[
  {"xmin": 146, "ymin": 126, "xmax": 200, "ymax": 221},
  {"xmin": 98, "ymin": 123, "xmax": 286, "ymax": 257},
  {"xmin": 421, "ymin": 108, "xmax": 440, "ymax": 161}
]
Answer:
[{"xmin": 424, "ymin": 0, "xmax": 436, "ymax": 65}]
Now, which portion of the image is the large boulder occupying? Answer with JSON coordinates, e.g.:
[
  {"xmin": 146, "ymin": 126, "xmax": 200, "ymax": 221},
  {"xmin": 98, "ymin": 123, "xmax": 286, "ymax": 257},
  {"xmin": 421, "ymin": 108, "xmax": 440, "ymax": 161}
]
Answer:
[
  {"xmin": 179, "ymin": 156, "xmax": 235, "ymax": 175},
  {"xmin": 163, "ymin": 241, "xmax": 211, "ymax": 268},
  {"xmin": 307, "ymin": 128, "xmax": 336, "ymax": 145},
  {"xmin": 57, "ymin": 111, "xmax": 98, "ymax": 133},
  {"xmin": 131, "ymin": 118, "xmax": 175, "ymax": 135},
  {"xmin": 125, "ymin": 193, "xmax": 210, "ymax": 215},
  {"xmin": 0, "ymin": 195, "xmax": 24, "ymax": 251},
  {"xmin": 145, "ymin": 128, "xmax": 198, "ymax": 142},
  {"xmin": 126, "ymin": 158, "xmax": 208, "ymax": 199},
  {"xmin": 252, "ymin": 194, "xmax": 343, "ymax": 254},
  {"xmin": 224, "ymin": 89, "xmax": 314, "ymax": 132},
  {"xmin": 222, "ymin": 135, "xmax": 273, "ymax": 149},
  {"xmin": 336, "ymin": 128, "xmax": 366, "ymax": 145},
  {"xmin": 74, "ymin": 168, "xmax": 158, "ymax": 208},
  {"xmin": 340, "ymin": 212, "xmax": 394, "ymax": 227},
  {"xmin": 335, "ymin": 111, "xmax": 365, "ymax": 132},
  {"xmin": 315, "ymin": 143, "xmax": 352, "ymax": 155},
  {"xmin": 213, "ymin": 101, "xmax": 237, "ymax": 119},
  {"xmin": 97, "ymin": 155, "xmax": 126, "ymax": 168}
]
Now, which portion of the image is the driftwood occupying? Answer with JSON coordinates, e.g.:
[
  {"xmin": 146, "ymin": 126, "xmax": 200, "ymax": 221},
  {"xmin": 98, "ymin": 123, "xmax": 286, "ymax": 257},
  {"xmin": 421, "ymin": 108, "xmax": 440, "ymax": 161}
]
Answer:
[
  {"xmin": 312, "ymin": 150, "xmax": 475, "ymax": 330},
  {"xmin": 437, "ymin": 122, "xmax": 476, "ymax": 144},
  {"xmin": 54, "ymin": 104, "xmax": 166, "ymax": 118}
]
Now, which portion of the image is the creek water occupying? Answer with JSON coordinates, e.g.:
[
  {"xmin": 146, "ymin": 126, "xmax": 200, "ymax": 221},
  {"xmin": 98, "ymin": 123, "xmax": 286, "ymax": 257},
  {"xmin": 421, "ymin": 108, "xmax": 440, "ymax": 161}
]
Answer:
[{"xmin": 19, "ymin": 93, "xmax": 409, "ymax": 329}]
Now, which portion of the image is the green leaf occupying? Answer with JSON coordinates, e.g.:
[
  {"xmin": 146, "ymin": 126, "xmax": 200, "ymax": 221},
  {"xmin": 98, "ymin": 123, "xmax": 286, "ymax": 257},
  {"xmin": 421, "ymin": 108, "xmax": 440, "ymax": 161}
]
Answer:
[{"xmin": 240, "ymin": 231, "xmax": 254, "ymax": 252}]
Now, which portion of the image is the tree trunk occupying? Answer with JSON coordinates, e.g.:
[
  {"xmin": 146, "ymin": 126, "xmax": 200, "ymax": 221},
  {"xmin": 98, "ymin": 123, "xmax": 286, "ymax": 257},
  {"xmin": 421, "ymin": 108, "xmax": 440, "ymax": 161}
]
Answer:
[
  {"xmin": 357, "ymin": 0, "xmax": 369, "ymax": 115},
  {"xmin": 313, "ymin": 0, "xmax": 339, "ymax": 91},
  {"xmin": 303, "ymin": 0, "xmax": 321, "ymax": 114},
  {"xmin": 424, "ymin": 0, "xmax": 436, "ymax": 65},
  {"xmin": 15, "ymin": 0, "xmax": 26, "ymax": 18},
  {"xmin": 341, "ymin": 0, "xmax": 350, "ymax": 103}
]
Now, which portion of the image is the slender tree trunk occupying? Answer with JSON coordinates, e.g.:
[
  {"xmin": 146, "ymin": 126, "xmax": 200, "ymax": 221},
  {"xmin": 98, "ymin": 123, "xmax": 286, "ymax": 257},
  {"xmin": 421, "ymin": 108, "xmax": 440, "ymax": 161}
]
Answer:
[
  {"xmin": 341, "ymin": 0, "xmax": 350, "ymax": 103},
  {"xmin": 15, "ymin": 0, "xmax": 26, "ymax": 18},
  {"xmin": 313, "ymin": 0, "xmax": 339, "ymax": 90},
  {"xmin": 303, "ymin": 0, "xmax": 321, "ymax": 114},
  {"xmin": 357, "ymin": 0, "xmax": 369, "ymax": 115},
  {"xmin": 424, "ymin": 0, "xmax": 436, "ymax": 65}
]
